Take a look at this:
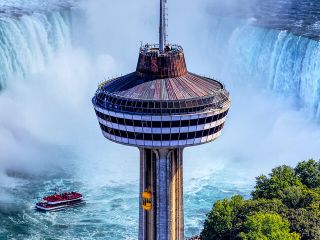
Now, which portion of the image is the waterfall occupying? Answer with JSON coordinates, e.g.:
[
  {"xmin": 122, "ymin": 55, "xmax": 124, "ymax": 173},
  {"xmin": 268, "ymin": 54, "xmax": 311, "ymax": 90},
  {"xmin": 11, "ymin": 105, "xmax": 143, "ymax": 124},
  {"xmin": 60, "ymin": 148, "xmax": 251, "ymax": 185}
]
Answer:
[
  {"xmin": 0, "ymin": 9, "xmax": 72, "ymax": 89},
  {"xmin": 0, "ymin": 6, "xmax": 319, "ymax": 120},
  {"xmin": 207, "ymin": 17, "xmax": 320, "ymax": 120}
]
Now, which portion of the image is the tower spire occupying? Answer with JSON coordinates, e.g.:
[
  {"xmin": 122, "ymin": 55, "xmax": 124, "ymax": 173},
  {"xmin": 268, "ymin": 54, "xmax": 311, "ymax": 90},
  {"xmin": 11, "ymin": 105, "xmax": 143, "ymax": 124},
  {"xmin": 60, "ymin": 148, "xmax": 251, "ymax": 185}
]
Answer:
[{"xmin": 159, "ymin": 0, "xmax": 167, "ymax": 53}]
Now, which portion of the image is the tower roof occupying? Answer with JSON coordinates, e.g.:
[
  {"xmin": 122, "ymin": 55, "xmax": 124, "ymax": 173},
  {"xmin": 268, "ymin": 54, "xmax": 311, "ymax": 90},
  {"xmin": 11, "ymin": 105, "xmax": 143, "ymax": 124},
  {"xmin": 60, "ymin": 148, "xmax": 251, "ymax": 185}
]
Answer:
[
  {"xmin": 101, "ymin": 72, "xmax": 225, "ymax": 101},
  {"xmin": 99, "ymin": 44, "xmax": 228, "ymax": 102}
]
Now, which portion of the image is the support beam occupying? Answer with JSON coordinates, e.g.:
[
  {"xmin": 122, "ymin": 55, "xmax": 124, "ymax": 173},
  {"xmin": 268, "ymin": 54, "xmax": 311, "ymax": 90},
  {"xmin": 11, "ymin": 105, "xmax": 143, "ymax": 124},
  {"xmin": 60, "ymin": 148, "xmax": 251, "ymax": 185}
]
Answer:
[{"xmin": 139, "ymin": 148, "xmax": 184, "ymax": 240}]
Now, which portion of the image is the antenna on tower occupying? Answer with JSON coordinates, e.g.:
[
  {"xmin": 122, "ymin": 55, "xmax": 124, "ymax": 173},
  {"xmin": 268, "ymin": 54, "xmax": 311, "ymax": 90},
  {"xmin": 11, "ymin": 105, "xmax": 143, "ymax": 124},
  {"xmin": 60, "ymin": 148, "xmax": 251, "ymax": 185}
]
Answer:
[{"xmin": 159, "ymin": 0, "xmax": 167, "ymax": 53}]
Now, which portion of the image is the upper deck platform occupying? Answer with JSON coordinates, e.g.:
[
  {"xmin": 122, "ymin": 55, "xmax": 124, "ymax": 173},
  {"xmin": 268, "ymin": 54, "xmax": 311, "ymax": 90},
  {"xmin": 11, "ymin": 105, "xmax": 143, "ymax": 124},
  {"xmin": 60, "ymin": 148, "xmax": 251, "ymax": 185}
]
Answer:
[
  {"xmin": 96, "ymin": 44, "xmax": 228, "ymax": 99},
  {"xmin": 93, "ymin": 44, "xmax": 230, "ymax": 115},
  {"xmin": 99, "ymin": 72, "xmax": 225, "ymax": 101}
]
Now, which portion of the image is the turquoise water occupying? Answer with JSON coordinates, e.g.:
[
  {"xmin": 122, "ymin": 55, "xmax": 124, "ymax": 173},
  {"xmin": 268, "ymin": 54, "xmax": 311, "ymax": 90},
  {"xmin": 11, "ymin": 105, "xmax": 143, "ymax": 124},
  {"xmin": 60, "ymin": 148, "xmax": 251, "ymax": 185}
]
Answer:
[{"xmin": 0, "ymin": 167, "xmax": 251, "ymax": 239}]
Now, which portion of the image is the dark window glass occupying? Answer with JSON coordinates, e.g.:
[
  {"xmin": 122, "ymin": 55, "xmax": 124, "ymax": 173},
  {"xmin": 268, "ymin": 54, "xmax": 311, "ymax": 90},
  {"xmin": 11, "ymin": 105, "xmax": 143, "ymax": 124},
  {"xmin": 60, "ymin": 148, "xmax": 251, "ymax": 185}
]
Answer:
[
  {"xmin": 117, "ymin": 117, "xmax": 126, "ymax": 125},
  {"xmin": 136, "ymin": 102, "xmax": 142, "ymax": 108},
  {"xmin": 171, "ymin": 121, "xmax": 180, "ymax": 128},
  {"xmin": 126, "ymin": 101, "xmax": 133, "ymax": 107},
  {"xmin": 121, "ymin": 99, "xmax": 127, "ymax": 106},
  {"xmin": 180, "ymin": 120, "xmax": 189, "ymax": 127},
  {"xmin": 162, "ymin": 134, "xmax": 171, "ymax": 141},
  {"xmin": 188, "ymin": 132, "xmax": 196, "ymax": 139},
  {"xmin": 161, "ymin": 102, "xmax": 168, "ymax": 108},
  {"xmin": 206, "ymin": 116, "xmax": 212, "ymax": 123},
  {"xmin": 152, "ymin": 121, "xmax": 162, "ymax": 128},
  {"xmin": 142, "ymin": 102, "xmax": 148, "ymax": 108},
  {"xmin": 180, "ymin": 132, "xmax": 188, "ymax": 139},
  {"xmin": 127, "ymin": 131, "xmax": 135, "ymax": 139},
  {"xmin": 141, "ymin": 121, "xmax": 149, "ymax": 128},
  {"xmin": 198, "ymin": 117, "xmax": 206, "ymax": 125},
  {"xmin": 111, "ymin": 98, "xmax": 117, "ymax": 104},
  {"xmin": 135, "ymin": 132, "xmax": 143, "ymax": 140},
  {"xmin": 162, "ymin": 121, "xmax": 171, "ymax": 128},
  {"xmin": 173, "ymin": 102, "xmax": 180, "ymax": 108},
  {"xmin": 149, "ymin": 102, "xmax": 155, "ymax": 108},
  {"xmin": 185, "ymin": 101, "xmax": 191, "ymax": 108},
  {"xmin": 171, "ymin": 133, "xmax": 179, "ymax": 140},
  {"xmin": 153, "ymin": 134, "xmax": 162, "ymax": 141},
  {"xmin": 144, "ymin": 133, "xmax": 153, "ymax": 141},
  {"xmin": 195, "ymin": 130, "xmax": 203, "ymax": 138},
  {"xmin": 155, "ymin": 102, "xmax": 161, "ymax": 108},
  {"xmin": 190, "ymin": 118, "xmax": 198, "ymax": 126}
]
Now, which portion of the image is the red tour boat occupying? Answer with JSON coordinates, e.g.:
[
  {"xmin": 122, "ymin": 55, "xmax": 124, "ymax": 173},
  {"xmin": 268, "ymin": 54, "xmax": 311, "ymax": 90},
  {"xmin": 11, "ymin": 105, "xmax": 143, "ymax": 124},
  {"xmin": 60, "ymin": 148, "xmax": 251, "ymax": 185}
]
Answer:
[{"xmin": 35, "ymin": 192, "xmax": 84, "ymax": 211}]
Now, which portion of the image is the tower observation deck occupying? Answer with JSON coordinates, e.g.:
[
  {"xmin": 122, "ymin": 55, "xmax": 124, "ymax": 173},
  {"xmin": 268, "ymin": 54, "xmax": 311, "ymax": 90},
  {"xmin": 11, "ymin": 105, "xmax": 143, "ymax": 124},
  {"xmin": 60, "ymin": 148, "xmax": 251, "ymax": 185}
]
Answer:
[{"xmin": 92, "ymin": 1, "xmax": 231, "ymax": 239}]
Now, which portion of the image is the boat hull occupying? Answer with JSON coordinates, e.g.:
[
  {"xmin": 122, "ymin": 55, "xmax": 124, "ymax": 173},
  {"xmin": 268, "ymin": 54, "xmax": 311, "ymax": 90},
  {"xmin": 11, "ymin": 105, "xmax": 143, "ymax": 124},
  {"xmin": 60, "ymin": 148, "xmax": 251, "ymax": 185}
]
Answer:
[
  {"xmin": 46, "ymin": 197, "xmax": 83, "ymax": 205},
  {"xmin": 36, "ymin": 200, "xmax": 85, "ymax": 212}
]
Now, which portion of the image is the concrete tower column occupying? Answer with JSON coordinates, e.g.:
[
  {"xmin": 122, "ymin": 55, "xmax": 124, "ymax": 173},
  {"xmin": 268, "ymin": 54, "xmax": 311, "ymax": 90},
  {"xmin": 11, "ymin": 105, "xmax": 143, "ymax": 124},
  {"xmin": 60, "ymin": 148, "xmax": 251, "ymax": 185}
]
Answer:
[{"xmin": 139, "ymin": 148, "xmax": 184, "ymax": 240}]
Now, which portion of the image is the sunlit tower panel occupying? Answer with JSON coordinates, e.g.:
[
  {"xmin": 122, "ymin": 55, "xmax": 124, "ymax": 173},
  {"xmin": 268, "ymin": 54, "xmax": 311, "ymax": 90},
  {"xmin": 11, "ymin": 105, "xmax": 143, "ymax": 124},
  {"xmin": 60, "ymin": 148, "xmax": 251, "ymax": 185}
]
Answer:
[{"xmin": 92, "ymin": 0, "xmax": 231, "ymax": 239}]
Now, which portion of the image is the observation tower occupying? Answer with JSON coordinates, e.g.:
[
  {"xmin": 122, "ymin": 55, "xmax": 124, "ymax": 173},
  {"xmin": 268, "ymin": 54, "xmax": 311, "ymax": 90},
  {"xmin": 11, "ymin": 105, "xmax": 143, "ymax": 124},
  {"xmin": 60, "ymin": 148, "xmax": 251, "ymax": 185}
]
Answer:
[{"xmin": 92, "ymin": 0, "xmax": 231, "ymax": 239}]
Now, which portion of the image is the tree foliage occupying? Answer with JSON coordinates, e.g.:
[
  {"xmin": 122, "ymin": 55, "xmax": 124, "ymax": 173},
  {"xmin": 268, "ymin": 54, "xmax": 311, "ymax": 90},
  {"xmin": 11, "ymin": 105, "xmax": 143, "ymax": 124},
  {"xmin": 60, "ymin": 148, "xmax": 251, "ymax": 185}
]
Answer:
[
  {"xmin": 201, "ymin": 195, "xmax": 244, "ymax": 240},
  {"xmin": 252, "ymin": 165, "xmax": 302, "ymax": 199},
  {"xmin": 295, "ymin": 159, "xmax": 320, "ymax": 189},
  {"xmin": 283, "ymin": 208, "xmax": 320, "ymax": 240},
  {"xmin": 201, "ymin": 159, "xmax": 320, "ymax": 240},
  {"xmin": 239, "ymin": 213, "xmax": 300, "ymax": 240}
]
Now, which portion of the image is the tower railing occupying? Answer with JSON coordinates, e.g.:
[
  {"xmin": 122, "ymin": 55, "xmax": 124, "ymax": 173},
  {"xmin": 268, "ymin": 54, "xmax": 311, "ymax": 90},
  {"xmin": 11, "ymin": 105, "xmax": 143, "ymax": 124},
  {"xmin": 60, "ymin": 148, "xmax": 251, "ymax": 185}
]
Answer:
[{"xmin": 139, "ymin": 43, "xmax": 183, "ymax": 56}]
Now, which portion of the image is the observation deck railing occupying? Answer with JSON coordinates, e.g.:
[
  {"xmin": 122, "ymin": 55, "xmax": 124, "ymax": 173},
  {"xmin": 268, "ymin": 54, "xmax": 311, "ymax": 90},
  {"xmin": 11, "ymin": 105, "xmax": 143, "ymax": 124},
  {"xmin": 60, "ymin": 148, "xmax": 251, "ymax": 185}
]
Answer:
[
  {"xmin": 93, "ymin": 89, "xmax": 230, "ymax": 116},
  {"xmin": 139, "ymin": 43, "xmax": 183, "ymax": 56}
]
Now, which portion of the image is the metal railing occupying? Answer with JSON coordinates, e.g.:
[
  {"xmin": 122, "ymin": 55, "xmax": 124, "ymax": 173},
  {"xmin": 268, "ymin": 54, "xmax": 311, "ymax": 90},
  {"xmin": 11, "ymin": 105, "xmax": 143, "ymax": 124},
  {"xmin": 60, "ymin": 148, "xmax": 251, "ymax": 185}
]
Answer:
[
  {"xmin": 139, "ymin": 43, "xmax": 183, "ymax": 56},
  {"xmin": 93, "ymin": 89, "xmax": 230, "ymax": 116}
]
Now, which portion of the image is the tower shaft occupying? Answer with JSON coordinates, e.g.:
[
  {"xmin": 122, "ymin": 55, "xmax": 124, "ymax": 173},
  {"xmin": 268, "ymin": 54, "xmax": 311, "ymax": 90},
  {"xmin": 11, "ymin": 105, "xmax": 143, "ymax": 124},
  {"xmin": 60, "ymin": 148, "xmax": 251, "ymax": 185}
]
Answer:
[
  {"xmin": 139, "ymin": 148, "xmax": 184, "ymax": 240},
  {"xmin": 159, "ymin": 0, "xmax": 167, "ymax": 52}
]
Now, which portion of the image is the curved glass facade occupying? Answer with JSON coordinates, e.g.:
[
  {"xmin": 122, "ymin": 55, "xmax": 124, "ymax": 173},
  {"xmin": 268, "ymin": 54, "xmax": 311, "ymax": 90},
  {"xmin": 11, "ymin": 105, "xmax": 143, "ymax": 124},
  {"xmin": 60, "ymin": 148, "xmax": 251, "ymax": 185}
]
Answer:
[
  {"xmin": 92, "ymin": 91, "xmax": 229, "ymax": 116},
  {"xmin": 99, "ymin": 122, "xmax": 225, "ymax": 141},
  {"xmin": 95, "ymin": 109, "xmax": 228, "ymax": 128}
]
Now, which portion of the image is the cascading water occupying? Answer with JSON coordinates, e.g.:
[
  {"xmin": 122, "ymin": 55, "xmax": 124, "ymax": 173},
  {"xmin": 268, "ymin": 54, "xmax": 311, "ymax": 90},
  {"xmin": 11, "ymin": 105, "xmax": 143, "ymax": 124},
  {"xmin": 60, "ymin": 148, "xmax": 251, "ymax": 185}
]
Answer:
[
  {"xmin": 0, "ymin": 9, "xmax": 72, "ymax": 89},
  {"xmin": 203, "ymin": 17, "xmax": 320, "ymax": 120},
  {"xmin": 0, "ymin": 1, "xmax": 319, "ymax": 118}
]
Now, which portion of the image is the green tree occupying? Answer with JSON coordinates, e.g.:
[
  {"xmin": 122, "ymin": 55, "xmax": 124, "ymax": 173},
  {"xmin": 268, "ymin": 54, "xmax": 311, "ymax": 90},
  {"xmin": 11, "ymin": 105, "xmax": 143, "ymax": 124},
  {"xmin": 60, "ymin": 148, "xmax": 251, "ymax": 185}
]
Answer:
[
  {"xmin": 201, "ymin": 195, "xmax": 243, "ymax": 240},
  {"xmin": 283, "ymin": 208, "xmax": 320, "ymax": 240},
  {"xmin": 201, "ymin": 198, "xmax": 285, "ymax": 240},
  {"xmin": 295, "ymin": 159, "xmax": 320, "ymax": 189},
  {"xmin": 200, "ymin": 160, "xmax": 320, "ymax": 240},
  {"xmin": 238, "ymin": 198, "xmax": 285, "ymax": 220},
  {"xmin": 279, "ymin": 186, "xmax": 320, "ymax": 209},
  {"xmin": 252, "ymin": 165, "xmax": 302, "ymax": 199},
  {"xmin": 239, "ymin": 213, "xmax": 300, "ymax": 240}
]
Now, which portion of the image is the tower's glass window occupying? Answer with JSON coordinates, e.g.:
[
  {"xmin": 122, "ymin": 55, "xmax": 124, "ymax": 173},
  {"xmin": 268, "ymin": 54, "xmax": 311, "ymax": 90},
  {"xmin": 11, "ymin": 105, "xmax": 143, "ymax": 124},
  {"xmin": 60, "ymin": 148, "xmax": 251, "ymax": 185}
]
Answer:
[
  {"xmin": 142, "ymin": 102, "xmax": 148, "ymax": 108},
  {"xmin": 136, "ymin": 102, "xmax": 142, "ymax": 108},
  {"xmin": 155, "ymin": 102, "xmax": 161, "ymax": 108},
  {"xmin": 162, "ymin": 121, "xmax": 171, "ymax": 128},
  {"xmin": 173, "ymin": 102, "xmax": 180, "ymax": 108},
  {"xmin": 149, "ymin": 101, "xmax": 155, "ymax": 109}
]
